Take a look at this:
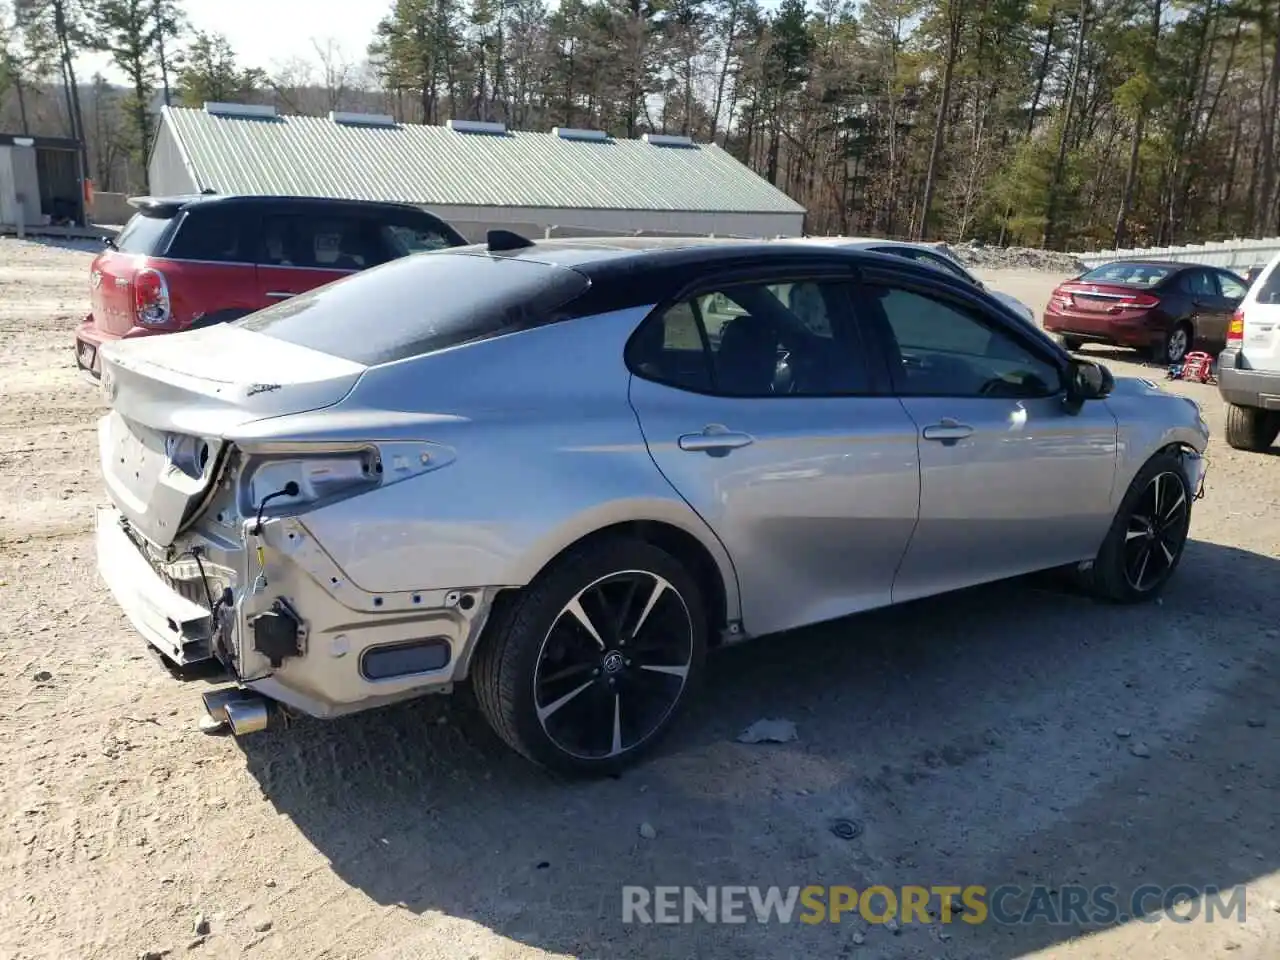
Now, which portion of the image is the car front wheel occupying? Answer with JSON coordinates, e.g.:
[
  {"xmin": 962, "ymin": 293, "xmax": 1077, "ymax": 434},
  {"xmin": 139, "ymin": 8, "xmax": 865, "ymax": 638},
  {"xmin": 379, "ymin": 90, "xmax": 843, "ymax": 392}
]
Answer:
[
  {"xmin": 1083, "ymin": 450, "xmax": 1194, "ymax": 603},
  {"xmin": 471, "ymin": 538, "xmax": 707, "ymax": 775}
]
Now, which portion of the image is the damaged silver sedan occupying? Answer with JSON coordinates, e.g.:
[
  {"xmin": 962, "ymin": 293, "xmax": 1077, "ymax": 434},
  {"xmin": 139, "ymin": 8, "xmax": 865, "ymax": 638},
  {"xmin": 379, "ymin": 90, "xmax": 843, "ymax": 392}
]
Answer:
[{"xmin": 95, "ymin": 236, "xmax": 1210, "ymax": 774}]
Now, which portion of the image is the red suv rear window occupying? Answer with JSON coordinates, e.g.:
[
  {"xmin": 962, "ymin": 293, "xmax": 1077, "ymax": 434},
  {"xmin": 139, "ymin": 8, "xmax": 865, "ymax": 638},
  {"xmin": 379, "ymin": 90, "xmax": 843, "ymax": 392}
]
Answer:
[{"xmin": 113, "ymin": 213, "xmax": 174, "ymax": 255}]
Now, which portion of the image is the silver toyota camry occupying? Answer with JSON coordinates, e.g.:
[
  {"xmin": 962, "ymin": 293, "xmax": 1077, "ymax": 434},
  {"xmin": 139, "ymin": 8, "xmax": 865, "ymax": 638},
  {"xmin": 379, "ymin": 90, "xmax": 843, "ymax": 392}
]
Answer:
[{"xmin": 94, "ymin": 235, "xmax": 1210, "ymax": 774}]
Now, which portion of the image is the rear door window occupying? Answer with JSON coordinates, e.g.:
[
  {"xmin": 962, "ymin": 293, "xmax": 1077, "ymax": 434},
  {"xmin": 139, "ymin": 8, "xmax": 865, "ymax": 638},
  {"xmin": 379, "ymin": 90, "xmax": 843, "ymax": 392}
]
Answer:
[
  {"xmin": 1180, "ymin": 270, "xmax": 1216, "ymax": 298},
  {"xmin": 113, "ymin": 212, "xmax": 174, "ymax": 254},
  {"xmin": 381, "ymin": 223, "xmax": 458, "ymax": 256},
  {"xmin": 166, "ymin": 206, "xmax": 255, "ymax": 263},
  {"xmin": 627, "ymin": 278, "xmax": 871, "ymax": 396},
  {"xmin": 259, "ymin": 213, "xmax": 392, "ymax": 271}
]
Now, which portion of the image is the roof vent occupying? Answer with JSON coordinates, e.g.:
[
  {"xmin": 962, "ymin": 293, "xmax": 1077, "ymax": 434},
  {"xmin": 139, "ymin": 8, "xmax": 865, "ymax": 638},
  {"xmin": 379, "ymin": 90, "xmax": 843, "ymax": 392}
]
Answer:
[
  {"xmin": 642, "ymin": 133, "xmax": 694, "ymax": 147},
  {"xmin": 329, "ymin": 111, "xmax": 396, "ymax": 128},
  {"xmin": 447, "ymin": 119, "xmax": 507, "ymax": 136},
  {"xmin": 553, "ymin": 127, "xmax": 610, "ymax": 142},
  {"xmin": 204, "ymin": 102, "xmax": 277, "ymax": 119}
]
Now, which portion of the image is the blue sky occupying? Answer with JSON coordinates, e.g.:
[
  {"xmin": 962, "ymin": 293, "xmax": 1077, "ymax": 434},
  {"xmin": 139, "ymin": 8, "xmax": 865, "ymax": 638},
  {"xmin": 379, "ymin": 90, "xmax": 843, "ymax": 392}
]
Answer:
[{"xmin": 78, "ymin": 0, "xmax": 386, "ymax": 83}]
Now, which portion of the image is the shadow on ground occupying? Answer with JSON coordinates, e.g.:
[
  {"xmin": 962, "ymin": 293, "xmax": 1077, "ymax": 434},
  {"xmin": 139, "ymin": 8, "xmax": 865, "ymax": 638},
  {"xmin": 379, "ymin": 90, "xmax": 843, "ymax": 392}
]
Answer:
[
  {"xmin": 236, "ymin": 539, "xmax": 1279, "ymax": 959},
  {"xmin": 1076, "ymin": 341, "xmax": 1225, "ymax": 373}
]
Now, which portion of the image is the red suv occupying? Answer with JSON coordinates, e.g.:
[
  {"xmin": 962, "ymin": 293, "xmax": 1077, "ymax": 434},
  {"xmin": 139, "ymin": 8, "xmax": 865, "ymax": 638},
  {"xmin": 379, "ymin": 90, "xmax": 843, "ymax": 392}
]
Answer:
[{"xmin": 74, "ymin": 194, "xmax": 467, "ymax": 379}]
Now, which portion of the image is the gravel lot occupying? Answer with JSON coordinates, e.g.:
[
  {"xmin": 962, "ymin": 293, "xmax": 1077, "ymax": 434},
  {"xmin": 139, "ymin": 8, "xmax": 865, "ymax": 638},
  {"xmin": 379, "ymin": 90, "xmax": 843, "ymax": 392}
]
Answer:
[{"xmin": 1, "ymin": 238, "xmax": 1277, "ymax": 960}]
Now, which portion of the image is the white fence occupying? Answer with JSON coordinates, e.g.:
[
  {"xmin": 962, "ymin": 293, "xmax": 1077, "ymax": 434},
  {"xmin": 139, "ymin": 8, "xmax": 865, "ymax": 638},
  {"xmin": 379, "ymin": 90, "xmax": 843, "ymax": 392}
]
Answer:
[{"xmin": 1072, "ymin": 237, "xmax": 1280, "ymax": 270}]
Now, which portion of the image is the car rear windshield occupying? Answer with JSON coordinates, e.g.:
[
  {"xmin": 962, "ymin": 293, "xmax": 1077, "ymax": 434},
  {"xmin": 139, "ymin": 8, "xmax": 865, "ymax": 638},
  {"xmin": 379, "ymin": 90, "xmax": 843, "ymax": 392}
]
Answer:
[
  {"xmin": 236, "ymin": 251, "xmax": 592, "ymax": 365},
  {"xmin": 1078, "ymin": 263, "xmax": 1173, "ymax": 287},
  {"xmin": 113, "ymin": 212, "xmax": 173, "ymax": 254}
]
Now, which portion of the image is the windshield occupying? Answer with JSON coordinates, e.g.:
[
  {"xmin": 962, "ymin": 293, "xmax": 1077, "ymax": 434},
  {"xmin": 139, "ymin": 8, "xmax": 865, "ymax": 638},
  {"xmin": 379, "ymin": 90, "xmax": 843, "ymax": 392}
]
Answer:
[
  {"xmin": 237, "ymin": 251, "xmax": 591, "ymax": 366},
  {"xmin": 1079, "ymin": 263, "xmax": 1173, "ymax": 287}
]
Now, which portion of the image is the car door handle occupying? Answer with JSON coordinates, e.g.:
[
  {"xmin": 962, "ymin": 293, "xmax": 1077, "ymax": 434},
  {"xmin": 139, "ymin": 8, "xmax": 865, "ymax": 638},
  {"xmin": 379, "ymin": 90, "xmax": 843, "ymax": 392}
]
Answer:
[
  {"xmin": 265, "ymin": 291, "xmax": 296, "ymax": 299},
  {"xmin": 921, "ymin": 420, "xmax": 974, "ymax": 443},
  {"xmin": 678, "ymin": 429, "xmax": 755, "ymax": 455}
]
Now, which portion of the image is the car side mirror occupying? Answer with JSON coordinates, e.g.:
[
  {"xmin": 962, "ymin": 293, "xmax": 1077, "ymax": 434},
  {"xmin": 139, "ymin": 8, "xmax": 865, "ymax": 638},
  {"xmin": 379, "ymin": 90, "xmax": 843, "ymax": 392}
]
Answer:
[{"xmin": 1070, "ymin": 358, "xmax": 1114, "ymax": 402}]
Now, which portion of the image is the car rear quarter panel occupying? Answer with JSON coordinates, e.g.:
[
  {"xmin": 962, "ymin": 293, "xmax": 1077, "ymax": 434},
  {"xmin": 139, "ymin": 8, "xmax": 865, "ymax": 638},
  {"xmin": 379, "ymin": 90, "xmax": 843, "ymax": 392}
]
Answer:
[
  {"xmin": 149, "ymin": 257, "xmax": 263, "ymax": 328},
  {"xmin": 241, "ymin": 306, "xmax": 742, "ymax": 617}
]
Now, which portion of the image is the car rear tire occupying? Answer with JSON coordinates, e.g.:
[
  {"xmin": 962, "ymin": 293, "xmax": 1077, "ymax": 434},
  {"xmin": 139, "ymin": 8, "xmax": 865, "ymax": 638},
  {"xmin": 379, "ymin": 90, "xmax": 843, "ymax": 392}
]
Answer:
[
  {"xmin": 470, "ymin": 538, "xmax": 707, "ymax": 776},
  {"xmin": 1083, "ymin": 450, "xmax": 1194, "ymax": 604},
  {"xmin": 1056, "ymin": 335, "xmax": 1083, "ymax": 353},
  {"xmin": 1224, "ymin": 403, "xmax": 1280, "ymax": 452},
  {"xmin": 1151, "ymin": 323, "xmax": 1192, "ymax": 365}
]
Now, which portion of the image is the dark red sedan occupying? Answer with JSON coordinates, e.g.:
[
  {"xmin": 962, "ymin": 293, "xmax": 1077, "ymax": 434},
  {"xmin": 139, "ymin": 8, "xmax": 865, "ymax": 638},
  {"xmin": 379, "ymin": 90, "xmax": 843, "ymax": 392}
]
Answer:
[{"xmin": 1043, "ymin": 260, "xmax": 1249, "ymax": 365}]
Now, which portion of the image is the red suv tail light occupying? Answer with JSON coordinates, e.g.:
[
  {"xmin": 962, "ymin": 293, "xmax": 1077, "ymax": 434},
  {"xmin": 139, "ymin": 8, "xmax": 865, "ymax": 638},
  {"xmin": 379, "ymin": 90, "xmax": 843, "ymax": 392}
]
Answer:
[
  {"xmin": 1227, "ymin": 308, "xmax": 1244, "ymax": 343},
  {"xmin": 134, "ymin": 268, "xmax": 171, "ymax": 326}
]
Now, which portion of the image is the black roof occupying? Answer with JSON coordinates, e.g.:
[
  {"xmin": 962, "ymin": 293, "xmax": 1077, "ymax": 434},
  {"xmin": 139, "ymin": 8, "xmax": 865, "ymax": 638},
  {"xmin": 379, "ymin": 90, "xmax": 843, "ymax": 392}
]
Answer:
[
  {"xmin": 130, "ymin": 193, "xmax": 434, "ymax": 218},
  {"xmin": 439, "ymin": 234, "xmax": 997, "ymax": 320},
  {"xmin": 449, "ymin": 233, "xmax": 941, "ymax": 276}
]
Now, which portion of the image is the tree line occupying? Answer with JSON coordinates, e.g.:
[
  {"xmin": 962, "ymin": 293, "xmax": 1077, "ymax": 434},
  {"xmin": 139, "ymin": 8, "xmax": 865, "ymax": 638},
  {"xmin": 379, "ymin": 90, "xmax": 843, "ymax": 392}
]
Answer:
[{"xmin": 0, "ymin": 0, "xmax": 1277, "ymax": 251}]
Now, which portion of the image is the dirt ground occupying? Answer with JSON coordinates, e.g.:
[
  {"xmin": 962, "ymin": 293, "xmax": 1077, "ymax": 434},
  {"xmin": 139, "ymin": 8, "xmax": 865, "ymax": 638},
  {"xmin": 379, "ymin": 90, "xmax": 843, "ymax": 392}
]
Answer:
[{"xmin": 1, "ymin": 238, "xmax": 1277, "ymax": 960}]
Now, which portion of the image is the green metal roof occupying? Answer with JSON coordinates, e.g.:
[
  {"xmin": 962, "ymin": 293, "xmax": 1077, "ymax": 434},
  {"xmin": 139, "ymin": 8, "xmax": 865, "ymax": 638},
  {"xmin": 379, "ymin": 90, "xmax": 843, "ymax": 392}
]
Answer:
[{"xmin": 161, "ymin": 106, "xmax": 806, "ymax": 216}]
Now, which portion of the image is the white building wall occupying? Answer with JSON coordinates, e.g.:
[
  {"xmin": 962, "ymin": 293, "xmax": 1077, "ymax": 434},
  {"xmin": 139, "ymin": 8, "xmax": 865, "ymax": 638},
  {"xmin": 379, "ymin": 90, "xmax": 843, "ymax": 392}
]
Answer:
[
  {"xmin": 0, "ymin": 145, "xmax": 42, "ymax": 226},
  {"xmin": 1074, "ymin": 237, "xmax": 1280, "ymax": 270},
  {"xmin": 148, "ymin": 123, "xmax": 198, "ymax": 197}
]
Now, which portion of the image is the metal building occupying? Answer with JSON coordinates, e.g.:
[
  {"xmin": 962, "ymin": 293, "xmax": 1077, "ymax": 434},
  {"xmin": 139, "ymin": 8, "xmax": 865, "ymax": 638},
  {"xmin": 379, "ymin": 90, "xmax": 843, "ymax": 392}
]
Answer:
[
  {"xmin": 148, "ymin": 103, "xmax": 806, "ymax": 240},
  {"xmin": 0, "ymin": 133, "xmax": 85, "ymax": 229}
]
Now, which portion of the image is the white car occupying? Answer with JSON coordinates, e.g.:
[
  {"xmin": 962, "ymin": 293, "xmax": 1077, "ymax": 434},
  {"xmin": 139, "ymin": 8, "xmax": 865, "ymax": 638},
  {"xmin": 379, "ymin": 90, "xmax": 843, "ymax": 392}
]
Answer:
[
  {"xmin": 777, "ymin": 237, "xmax": 1037, "ymax": 324},
  {"xmin": 1218, "ymin": 250, "xmax": 1280, "ymax": 450}
]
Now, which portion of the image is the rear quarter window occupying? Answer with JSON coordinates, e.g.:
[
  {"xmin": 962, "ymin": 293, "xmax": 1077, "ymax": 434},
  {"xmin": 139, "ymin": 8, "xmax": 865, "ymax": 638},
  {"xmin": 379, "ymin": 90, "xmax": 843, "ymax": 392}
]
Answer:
[
  {"xmin": 113, "ymin": 213, "xmax": 174, "ymax": 254},
  {"xmin": 236, "ymin": 251, "xmax": 591, "ymax": 365},
  {"xmin": 1256, "ymin": 263, "xmax": 1280, "ymax": 306}
]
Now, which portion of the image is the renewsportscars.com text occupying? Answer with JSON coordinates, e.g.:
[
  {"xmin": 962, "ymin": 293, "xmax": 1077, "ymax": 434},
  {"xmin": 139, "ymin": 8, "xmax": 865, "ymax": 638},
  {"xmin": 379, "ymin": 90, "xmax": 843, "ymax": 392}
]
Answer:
[{"xmin": 621, "ymin": 884, "xmax": 1247, "ymax": 926}]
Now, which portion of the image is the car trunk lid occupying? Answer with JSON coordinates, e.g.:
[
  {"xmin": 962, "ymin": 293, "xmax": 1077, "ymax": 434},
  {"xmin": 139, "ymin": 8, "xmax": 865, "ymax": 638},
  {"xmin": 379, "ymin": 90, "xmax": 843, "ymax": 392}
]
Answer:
[
  {"xmin": 1055, "ymin": 281, "xmax": 1161, "ymax": 314},
  {"xmin": 99, "ymin": 324, "xmax": 367, "ymax": 547}
]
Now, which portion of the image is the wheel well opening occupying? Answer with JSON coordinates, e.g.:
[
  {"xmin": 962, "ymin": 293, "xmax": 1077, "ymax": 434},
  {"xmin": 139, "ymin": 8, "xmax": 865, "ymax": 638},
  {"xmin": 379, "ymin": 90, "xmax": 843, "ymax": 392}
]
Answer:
[
  {"xmin": 517, "ymin": 521, "xmax": 731, "ymax": 646},
  {"xmin": 1155, "ymin": 441, "xmax": 1202, "ymax": 489}
]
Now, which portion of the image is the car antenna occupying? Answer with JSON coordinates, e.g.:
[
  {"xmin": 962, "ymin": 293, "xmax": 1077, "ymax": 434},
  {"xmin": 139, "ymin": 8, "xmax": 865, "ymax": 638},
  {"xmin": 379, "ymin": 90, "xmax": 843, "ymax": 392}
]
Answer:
[{"xmin": 487, "ymin": 229, "xmax": 534, "ymax": 252}]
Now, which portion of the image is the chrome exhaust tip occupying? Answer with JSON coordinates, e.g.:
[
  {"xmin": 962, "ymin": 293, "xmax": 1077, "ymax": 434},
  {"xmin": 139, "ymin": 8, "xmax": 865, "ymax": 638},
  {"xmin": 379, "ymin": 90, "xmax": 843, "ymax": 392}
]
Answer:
[
  {"xmin": 224, "ymin": 698, "xmax": 270, "ymax": 736},
  {"xmin": 201, "ymin": 687, "xmax": 271, "ymax": 736}
]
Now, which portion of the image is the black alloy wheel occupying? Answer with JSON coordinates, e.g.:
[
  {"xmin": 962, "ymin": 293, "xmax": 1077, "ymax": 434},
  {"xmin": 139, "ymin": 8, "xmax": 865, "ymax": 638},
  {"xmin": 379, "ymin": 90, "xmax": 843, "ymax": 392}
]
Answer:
[
  {"xmin": 471, "ymin": 538, "xmax": 708, "ymax": 775},
  {"xmin": 533, "ymin": 569, "xmax": 694, "ymax": 762},
  {"xmin": 1121, "ymin": 470, "xmax": 1191, "ymax": 593}
]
